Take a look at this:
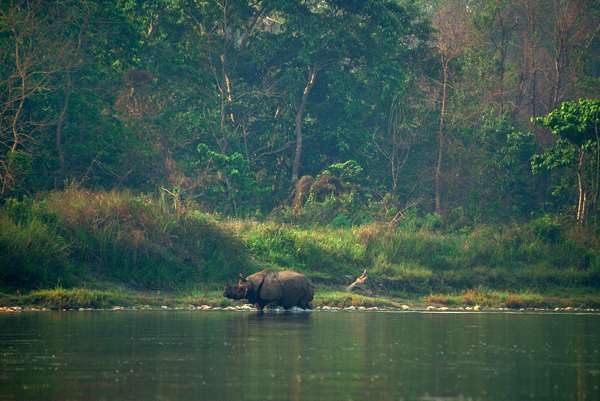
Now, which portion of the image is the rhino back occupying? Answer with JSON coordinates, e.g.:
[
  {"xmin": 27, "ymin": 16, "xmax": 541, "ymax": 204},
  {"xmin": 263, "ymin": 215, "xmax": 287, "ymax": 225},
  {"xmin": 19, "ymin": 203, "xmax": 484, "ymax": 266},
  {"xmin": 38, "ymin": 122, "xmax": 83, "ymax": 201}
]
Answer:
[
  {"xmin": 246, "ymin": 270, "xmax": 267, "ymax": 286},
  {"xmin": 275, "ymin": 271, "xmax": 314, "ymax": 307},
  {"xmin": 257, "ymin": 270, "xmax": 283, "ymax": 302},
  {"xmin": 245, "ymin": 270, "xmax": 269, "ymax": 304}
]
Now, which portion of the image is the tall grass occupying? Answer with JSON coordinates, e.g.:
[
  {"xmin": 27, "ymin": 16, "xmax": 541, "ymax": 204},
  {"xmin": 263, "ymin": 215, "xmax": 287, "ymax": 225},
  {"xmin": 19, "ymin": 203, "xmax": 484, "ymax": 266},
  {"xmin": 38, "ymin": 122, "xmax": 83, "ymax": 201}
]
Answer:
[
  {"xmin": 0, "ymin": 214, "xmax": 72, "ymax": 289},
  {"xmin": 235, "ymin": 220, "xmax": 600, "ymax": 293},
  {"xmin": 1, "ymin": 188, "xmax": 249, "ymax": 289},
  {"xmin": 1, "ymin": 189, "xmax": 599, "ymax": 295},
  {"xmin": 242, "ymin": 222, "xmax": 370, "ymax": 282}
]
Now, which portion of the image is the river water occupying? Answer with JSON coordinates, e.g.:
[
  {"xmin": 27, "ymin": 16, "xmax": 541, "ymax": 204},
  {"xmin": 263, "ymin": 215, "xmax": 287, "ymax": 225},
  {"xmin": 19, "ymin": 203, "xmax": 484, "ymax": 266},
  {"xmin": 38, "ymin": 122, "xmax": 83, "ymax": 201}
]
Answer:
[{"xmin": 1, "ymin": 310, "xmax": 599, "ymax": 401}]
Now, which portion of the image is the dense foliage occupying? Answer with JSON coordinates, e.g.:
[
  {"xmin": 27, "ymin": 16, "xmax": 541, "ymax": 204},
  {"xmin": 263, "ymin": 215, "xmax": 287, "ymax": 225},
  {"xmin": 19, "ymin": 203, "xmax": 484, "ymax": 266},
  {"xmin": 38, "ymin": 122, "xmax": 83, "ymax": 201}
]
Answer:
[
  {"xmin": 1, "ymin": 0, "xmax": 597, "ymax": 225},
  {"xmin": 0, "ymin": 1, "xmax": 599, "ymax": 296}
]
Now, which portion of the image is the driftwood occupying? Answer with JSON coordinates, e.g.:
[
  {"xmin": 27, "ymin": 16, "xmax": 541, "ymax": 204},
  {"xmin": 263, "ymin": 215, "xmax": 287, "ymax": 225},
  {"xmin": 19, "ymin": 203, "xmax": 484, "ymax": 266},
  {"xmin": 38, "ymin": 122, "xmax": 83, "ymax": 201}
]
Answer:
[{"xmin": 347, "ymin": 269, "xmax": 368, "ymax": 292}]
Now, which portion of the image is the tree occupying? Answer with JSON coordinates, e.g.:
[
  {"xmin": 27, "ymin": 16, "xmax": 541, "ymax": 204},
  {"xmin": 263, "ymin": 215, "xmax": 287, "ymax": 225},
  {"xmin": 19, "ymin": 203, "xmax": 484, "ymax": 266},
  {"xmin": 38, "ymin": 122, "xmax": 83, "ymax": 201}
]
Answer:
[
  {"xmin": 533, "ymin": 98, "xmax": 600, "ymax": 224},
  {"xmin": 280, "ymin": 0, "xmax": 421, "ymax": 183},
  {"xmin": 0, "ymin": 1, "xmax": 140, "ymax": 196},
  {"xmin": 0, "ymin": 1, "xmax": 77, "ymax": 194},
  {"xmin": 128, "ymin": 0, "xmax": 430, "ymax": 211},
  {"xmin": 431, "ymin": 1, "xmax": 472, "ymax": 215}
]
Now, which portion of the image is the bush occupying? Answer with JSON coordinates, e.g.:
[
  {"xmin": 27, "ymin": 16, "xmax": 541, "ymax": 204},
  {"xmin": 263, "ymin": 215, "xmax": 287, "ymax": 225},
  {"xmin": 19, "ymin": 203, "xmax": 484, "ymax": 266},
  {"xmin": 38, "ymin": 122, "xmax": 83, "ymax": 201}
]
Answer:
[
  {"xmin": 528, "ymin": 215, "xmax": 562, "ymax": 243},
  {"xmin": 0, "ymin": 214, "xmax": 72, "ymax": 289},
  {"xmin": 0, "ymin": 189, "xmax": 250, "ymax": 290},
  {"xmin": 243, "ymin": 222, "xmax": 370, "ymax": 282},
  {"xmin": 2, "ymin": 188, "xmax": 599, "ymax": 295},
  {"xmin": 23, "ymin": 288, "xmax": 126, "ymax": 309},
  {"xmin": 43, "ymin": 189, "xmax": 249, "ymax": 288},
  {"xmin": 330, "ymin": 213, "xmax": 352, "ymax": 228}
]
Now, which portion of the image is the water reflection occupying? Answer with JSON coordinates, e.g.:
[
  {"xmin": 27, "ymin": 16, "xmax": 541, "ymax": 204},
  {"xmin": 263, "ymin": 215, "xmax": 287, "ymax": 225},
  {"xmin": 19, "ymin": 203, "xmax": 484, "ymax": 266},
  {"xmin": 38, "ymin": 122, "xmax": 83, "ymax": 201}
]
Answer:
[
  {"xmin": 0, "ymin": 311, "xmax": 599, "ymax": 401},
  {"xmin": 246, "ymin": 309, "xmax": 313, "ymax": 322}
]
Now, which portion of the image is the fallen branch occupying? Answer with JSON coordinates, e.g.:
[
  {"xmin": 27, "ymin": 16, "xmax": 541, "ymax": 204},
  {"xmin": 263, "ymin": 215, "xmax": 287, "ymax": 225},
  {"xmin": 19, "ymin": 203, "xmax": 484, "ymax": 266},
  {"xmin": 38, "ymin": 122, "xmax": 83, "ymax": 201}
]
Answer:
[{"xmin": 347, "ymin": 269, "xmax": 368, "ymax": 292}]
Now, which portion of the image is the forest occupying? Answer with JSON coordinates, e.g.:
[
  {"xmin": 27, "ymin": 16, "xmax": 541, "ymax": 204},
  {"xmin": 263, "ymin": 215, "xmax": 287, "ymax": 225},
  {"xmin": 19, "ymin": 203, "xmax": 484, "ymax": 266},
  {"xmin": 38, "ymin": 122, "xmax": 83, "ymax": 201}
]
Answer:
[{"xmin": 1, "ymin": 0, "xmax": 599, "ymax": 309}]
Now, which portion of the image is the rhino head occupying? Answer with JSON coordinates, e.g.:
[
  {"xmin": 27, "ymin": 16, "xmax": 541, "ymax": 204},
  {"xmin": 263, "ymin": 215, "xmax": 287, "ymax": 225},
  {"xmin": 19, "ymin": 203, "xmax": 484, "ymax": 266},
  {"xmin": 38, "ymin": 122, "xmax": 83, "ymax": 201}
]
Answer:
[{"xmin": 223, "ymin": 273, "xmax": 253, "ymax": 300}]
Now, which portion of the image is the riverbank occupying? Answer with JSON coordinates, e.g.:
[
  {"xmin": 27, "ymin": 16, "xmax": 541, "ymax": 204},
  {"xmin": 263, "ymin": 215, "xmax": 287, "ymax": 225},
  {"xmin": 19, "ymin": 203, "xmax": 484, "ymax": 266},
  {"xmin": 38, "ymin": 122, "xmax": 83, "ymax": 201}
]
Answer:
[
  {"xmin": 2, "ymin": 287, "xmax": 600, "ymax": 312},
  {"xmin": 2, "ymin": 189, "xmax": 600, "ymax": 308}
]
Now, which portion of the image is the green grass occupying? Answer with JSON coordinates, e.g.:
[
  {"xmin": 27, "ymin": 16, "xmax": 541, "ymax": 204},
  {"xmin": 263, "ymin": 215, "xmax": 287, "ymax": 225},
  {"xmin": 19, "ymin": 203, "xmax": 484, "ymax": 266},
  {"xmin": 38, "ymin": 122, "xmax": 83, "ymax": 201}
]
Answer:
[
  {"xmin": 1, "ymin": 189, "xmax": 599, "ymax": 303},
  {"xmin": 1, "ymin": 188, "xmax": 249, "ymax": 290},
  {"xmin": 239, "ymin": 222, "xmax": 370, "ymax": 282},
  {"xmin": 0, "ymin": 288, "xmax": 235, "ymax": 309},
  {"xmin": 313, "ymin": 291, "xmax": 404, "ymax": 308},
  {"xmin": 424, "ymin": 289, "xmax": 600, "ymax": 309},
  {"xmin": 235, "ymin": 220, "xmax": 600, "ymax": 294},
  {"xmin": 3, "ymin": 287, "xmax": 600, "ymax": 310},
  {"xmin": 19, "ymin": 288, "xmax": 133, "ymax": 309},
  {"xmin": 0, "ymin": 213, "xmax": 73, "ymax": 289}
]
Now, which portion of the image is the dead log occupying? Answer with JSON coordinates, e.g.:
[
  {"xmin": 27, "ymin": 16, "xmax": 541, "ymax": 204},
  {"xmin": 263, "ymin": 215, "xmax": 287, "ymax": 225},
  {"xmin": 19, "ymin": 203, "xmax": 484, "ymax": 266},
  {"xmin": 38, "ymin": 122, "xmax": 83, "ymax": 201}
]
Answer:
[{"xmin": 347, "ymin": 269, "xmax": 368, "ymax": 292}]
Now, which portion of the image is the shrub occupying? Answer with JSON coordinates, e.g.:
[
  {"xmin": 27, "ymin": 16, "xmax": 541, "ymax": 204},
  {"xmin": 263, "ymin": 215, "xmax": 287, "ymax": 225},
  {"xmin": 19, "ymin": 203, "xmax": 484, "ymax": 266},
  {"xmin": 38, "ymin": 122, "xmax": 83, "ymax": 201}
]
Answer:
[
  {"xmin": 330, "ymin": 213, "xmax": 352, "ymax": 228},
  {"xmin": 1, "ymin": 189, "xmax": 249, "ymax": 290},
  {"xmin": 0, "ymin": 214, "xmax": 71, "ymax": 289},
  {"xmin": 43, "ymin": 189, "xmax": 249, "ymax": 288},
  {"xmin": 504, "ymin": 293, "xmax": 546, "ymax": 309},
  {"xmin": 528, "ymin": 215, "xmax": 562, "ymax": 243},
  {"xmin": 23, "ymin": 288, "xmax": 125, "ymax": 309},
  {"xmin": 422, "ymin": 213, "xmax": 443, "ymax": 230},
  {"xmin": 425, "ymin": 294, "xmax": 451, "ymax": 305}
]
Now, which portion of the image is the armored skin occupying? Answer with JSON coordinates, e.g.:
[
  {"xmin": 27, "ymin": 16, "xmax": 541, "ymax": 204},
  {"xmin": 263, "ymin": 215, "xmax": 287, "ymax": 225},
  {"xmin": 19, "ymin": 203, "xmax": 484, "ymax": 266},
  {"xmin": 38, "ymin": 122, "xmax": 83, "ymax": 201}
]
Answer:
[{"xmin": 223, "ymin": 269, "xmax": 315, "ymax": 311}]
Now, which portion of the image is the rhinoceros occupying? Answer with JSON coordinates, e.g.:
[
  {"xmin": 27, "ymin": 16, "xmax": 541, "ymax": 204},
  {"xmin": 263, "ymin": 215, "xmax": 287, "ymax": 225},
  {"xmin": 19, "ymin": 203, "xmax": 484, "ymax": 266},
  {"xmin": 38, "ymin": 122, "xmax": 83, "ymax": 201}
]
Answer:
[{"xmin": 223, "ymin": 269, "xmax": 315, "ymax": 311}]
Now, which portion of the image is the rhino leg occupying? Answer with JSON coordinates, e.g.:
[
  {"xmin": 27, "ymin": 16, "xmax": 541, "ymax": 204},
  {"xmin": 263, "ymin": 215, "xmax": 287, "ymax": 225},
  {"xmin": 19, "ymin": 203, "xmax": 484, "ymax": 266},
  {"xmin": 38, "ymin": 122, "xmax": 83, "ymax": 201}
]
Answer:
[
  {"xmin": 281, "ymin": 292, "xmax": 311, "ymax": 309},
  {"xmin": 298, "ymin": 292, "xmax": 313, "ymax": 309},
  {"xmin": 300, "ymin": 285, "xmax": 315, "ymax": 309},
  {"xmin": 300, "ymin": 299, "xmax": 312, "ymax": 309}
]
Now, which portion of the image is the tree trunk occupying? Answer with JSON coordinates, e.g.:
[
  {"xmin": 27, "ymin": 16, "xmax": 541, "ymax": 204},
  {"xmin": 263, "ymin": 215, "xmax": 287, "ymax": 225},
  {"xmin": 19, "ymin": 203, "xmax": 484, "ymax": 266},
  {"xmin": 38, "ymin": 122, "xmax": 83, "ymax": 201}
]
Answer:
[
  {"xmin": 593, "ymin": 124, "xmax": 600, "ymax": 222},
  {"xmin": 219, "ymin": 53, "xmax": 231, "ymax": 153},
  {"xmin": 56, "ymin": 75, "xmax": 72, "ymax": 183},
  {"xmin": 219, "ymin": 1, "xmax": 231, "ymax": 151},
  {"xmin": 551, "ymin": 0, "xmax": 572, "ymax": 110},
  {"xmin": 435, "ymin": 58, "xmax": 448, "ymax": 215},
  {"xmin": 576, "ymin": 147, "xmax": 586, "ymax": 224},
  {"xmin": 552, "ymin": 37, "xmax": 565, "ymax": 109},
  {"xmin": 292, "ymin": 67, "xmax": 317, "ymax": 183},
  {"xmin": 55, "ymin": 11, "xmax": 87, "ymax": 185},
  {"xmin": 498, "ymin": 16, "xmax": 506, "ymax": 114},
  {"xmin": 11, "ymin": 40, "xmax": 26, "ymax": 153}
]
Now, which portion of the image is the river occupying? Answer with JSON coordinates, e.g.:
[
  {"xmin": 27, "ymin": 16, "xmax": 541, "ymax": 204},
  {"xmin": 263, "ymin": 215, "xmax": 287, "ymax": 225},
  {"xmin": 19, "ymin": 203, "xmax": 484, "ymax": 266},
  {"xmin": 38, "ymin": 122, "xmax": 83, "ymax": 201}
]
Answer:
[{"xmin": 1, "ymin": 310, "xmax": 599, "ymax": 401}]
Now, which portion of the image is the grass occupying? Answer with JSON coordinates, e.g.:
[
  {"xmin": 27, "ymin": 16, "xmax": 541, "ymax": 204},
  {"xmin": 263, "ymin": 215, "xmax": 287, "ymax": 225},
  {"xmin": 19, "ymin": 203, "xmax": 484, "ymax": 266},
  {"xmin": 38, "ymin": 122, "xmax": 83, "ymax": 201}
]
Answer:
[
  {"xmin": 239, "ymin": 222, "xmax": 371, "ymax": 278},
  {"xmin": 0, "ymin": 288, "xmax": 235, "ymax": 309},
  {"xmin": 236, "ymin": 220, "xmax": 600, "ymax": 293},
  {"xmin": 1, "ymin": 188, "xmax": 249, "ymax": 290},
  {"xmin": 0, "ymin": 213, "xmax": 72, "ymax": 289},
  {"xmin": 3, "ymin": 287, "xmax": 600, "ymax": 310},
  {"xmin": 1, "ymin": 189, "xmax": 599, "ymax": 308},
  {"xmin": 424, "ymin": 289, "xmax": 600, "ymax": 309},
  {"xmin": 313, "ymin": 291, "xmax": 404, "ymax": 308},
  {"xmin": 18, "ymin": 288, "xmax": 134, "ymax": 309}
]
